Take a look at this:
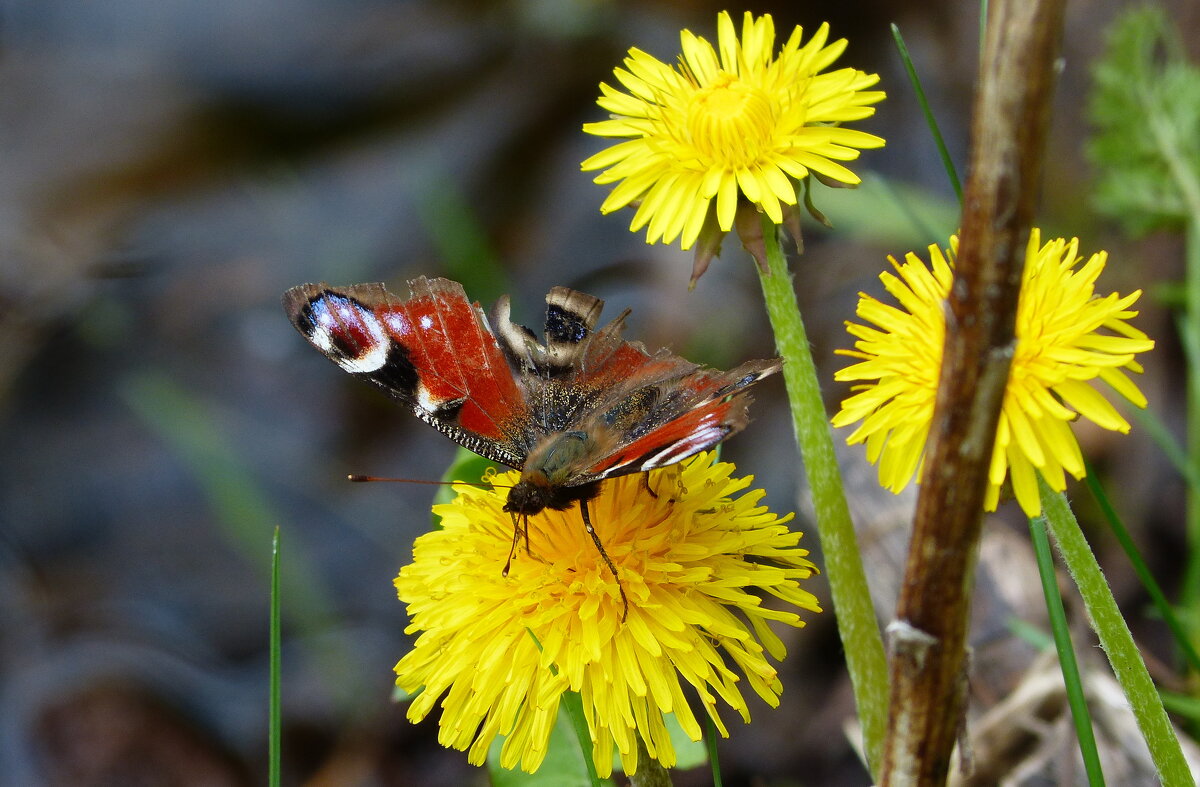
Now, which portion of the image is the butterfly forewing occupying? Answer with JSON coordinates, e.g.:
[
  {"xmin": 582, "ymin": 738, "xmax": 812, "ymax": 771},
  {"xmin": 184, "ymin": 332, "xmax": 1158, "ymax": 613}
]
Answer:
[{"xmin": 283, "ymin": 278, "xmax": 531, "ymax": 467}]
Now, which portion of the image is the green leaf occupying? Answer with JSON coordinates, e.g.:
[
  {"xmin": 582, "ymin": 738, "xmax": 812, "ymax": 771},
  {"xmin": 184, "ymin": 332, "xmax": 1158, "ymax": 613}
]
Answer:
[
  {"xmin": 1088, "ymin": 7, "xmax": 1200, "ymax": 236},
  {"xmin": 607, "ymin": 713, "xmax": 707, "ymax": 775},
  {"xmin": 487, "ymin": 704, "xmax": 614, "ymax": 787},
  {"xmin": 664, "ymin": 714, "xmax": 707, "ymax": 771}
]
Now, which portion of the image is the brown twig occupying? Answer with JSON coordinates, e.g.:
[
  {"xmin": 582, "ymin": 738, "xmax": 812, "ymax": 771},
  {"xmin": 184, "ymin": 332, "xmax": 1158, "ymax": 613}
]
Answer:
[{"xmin": 879, "ymin": 1, "xmax": 1066, "ymax": 785}]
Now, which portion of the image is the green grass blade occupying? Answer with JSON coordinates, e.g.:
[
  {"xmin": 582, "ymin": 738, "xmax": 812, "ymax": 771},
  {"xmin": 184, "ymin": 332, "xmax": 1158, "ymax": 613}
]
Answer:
[
  {"xmin": 269, "ymin": 527, "xmax": 282, "ymax": 787},
  {"xmin": 804, "ymin": 173, "xmax": 959, "ymax": 248},
  {"xmin": 1029, "ymin": 514, "xmax": 1106, "ymax": 786},
  {"xmin": 979, "ymin": 0, "xmax": 989, "ymax": 60},
  {"xmin": 890, "ymin": 23, "xmax": 963, "ymax": 202},
  {"xmin": 874, "ymin": 175, "xmax": 945, "ymax": 245},
  {"xmin": 120, "ymin": 372, "xmax": 376, "ymax": 710},
  {"xmin": 1083, "ymin": 464, "xmax": 1200, "ymax": 674},
  {"xmin": 1006, "ymin": 616, "xmax": 1054, "ymax": 651},
  {"xmin": 703, "ymin": 714, "xmax": 723, "ymax": 787}
]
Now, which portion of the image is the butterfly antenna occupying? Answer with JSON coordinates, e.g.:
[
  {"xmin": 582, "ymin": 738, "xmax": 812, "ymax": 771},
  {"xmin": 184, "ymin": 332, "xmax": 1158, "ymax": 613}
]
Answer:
[
  {"xmin": 347, "ymin": 475, "xmax": 511, "ymax": 489},
  {"xmin": 579, "ymin": 498, "xmax": 628, "ymax": 622}
]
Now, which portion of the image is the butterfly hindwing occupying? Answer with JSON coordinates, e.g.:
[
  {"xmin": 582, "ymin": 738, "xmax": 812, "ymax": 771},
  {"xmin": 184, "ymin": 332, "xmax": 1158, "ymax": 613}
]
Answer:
[{"xmin": 567, "ymin": 357, "xmax": 781, "ymax": 482}]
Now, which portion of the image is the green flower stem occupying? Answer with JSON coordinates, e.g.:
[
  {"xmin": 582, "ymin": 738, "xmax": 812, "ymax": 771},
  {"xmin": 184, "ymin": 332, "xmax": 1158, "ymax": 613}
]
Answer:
[
  {"xmin": 1029, "ymin": 514, "xmax": 1106, "ymax": 786},
  {"xmin": 630, "ymin": 736, "xmax": 672, "ymax": 787},
  {"xmin": 756, "ymin": 215, "xmax": 889, "ymax": 776},
  {"xmin": 1039, "ymin": 478, "xmax": 1193, "ymax": 786},
  {"xmin": 562, "ymin": 689, "xmax": 605, "ymax": 787}
]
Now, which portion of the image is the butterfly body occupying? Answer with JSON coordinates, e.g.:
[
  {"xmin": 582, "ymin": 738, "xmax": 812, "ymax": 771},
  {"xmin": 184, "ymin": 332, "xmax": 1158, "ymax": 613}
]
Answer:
[{"xmin": 283, "ymin": 276, "xmax": 779, "ymax": 523}]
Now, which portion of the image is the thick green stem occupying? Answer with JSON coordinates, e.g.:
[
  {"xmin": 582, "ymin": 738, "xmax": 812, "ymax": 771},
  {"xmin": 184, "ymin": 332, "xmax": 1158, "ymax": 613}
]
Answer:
[
  {"xmin": 1040, "ymin": 479, "xmax": 1194, "ymax": 786},
  {"xmin": 756, "ymin": 216, "xmax": 889, "ymax": 776},
  {"xmin": 630, "ymin": 736, "xmax": 672, "ymax": 787}
]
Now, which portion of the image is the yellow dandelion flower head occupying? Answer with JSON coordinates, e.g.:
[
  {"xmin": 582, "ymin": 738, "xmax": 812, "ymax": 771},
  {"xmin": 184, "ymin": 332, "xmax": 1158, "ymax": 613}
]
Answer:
[
  {"xmin": 581, "ymin": 10, "xmax": 886, "ymax": 250},
  {"xmin": 394, "ymin": 452, "xmax": 820, "ymax": 777},
  {"xmin": 831, "ymin": 229, "xmax": 1155, "ymax": 517}
]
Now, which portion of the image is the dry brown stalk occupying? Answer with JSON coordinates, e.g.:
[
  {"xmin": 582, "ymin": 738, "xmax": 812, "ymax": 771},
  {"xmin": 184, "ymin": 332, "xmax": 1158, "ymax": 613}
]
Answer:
[{"xmin": 879, "ymin": 0, "xmax": 1067, "ymax": 784}]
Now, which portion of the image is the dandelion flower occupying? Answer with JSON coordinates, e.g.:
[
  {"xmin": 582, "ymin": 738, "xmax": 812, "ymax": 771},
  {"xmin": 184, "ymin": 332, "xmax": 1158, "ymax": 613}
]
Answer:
[
  {"xmin": 832, "ymin": 230, "xmax": 1154, "ymax": 517},
  {"xmin": 394, "ymin": 452, "xmax": 819, "ymax": 777},
  {"xmin": 582, "ymin": 10, "xmax": 885, "ymax": 275}
]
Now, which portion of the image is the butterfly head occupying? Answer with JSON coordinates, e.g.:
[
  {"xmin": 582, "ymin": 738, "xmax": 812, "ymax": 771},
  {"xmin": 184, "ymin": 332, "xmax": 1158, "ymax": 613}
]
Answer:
[{"xmin": 503, "ymin": 471, "xmax": 601, "ymax": 517}]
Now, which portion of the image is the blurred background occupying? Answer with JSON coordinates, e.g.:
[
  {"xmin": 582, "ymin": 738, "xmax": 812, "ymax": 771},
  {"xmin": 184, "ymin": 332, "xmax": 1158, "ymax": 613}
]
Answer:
[{"xmin": 1, "ymin": 0, "xmax": 1197, "ymax": 784}]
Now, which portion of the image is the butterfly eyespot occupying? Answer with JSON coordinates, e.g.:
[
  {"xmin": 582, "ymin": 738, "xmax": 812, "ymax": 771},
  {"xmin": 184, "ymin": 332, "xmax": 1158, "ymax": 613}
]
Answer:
[
  {"xmin": 303, "ymin": 292, "xmax": 390, "ymax": 374},
  {"xmin": 545, "ymin": 303, "xmax": 590, "ymax": 344}
]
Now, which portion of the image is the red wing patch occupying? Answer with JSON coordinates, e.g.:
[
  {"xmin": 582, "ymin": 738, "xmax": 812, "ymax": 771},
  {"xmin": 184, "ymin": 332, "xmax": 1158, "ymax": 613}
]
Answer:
[
  {"xmin": 591, "ymin": 398, "xmax": 744, "ymax": 476},
  {"xmin": 374, "ymin": 278, "xmax": 524, "ymax": 441}
]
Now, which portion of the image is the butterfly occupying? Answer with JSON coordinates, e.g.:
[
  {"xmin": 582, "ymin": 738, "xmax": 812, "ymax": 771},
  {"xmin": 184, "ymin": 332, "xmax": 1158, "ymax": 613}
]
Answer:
[{"xmin": 283, "ymin": 277, "xmax": 779, "ymax": 616}]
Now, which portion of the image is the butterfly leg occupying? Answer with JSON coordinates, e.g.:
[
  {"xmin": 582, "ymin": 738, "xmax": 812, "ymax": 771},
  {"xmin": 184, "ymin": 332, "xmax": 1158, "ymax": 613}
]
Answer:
[
  {"xmin": 638, "ymin": 472, "xmax": 659, "ymax": 499},
  {"xmin": 503, "ymin": 513, "xmax": 524, "ymax": 577},
  {"xmin": 643, "ymin": 466, "xmax": 685, "ymax": 502},
  {"xmin": 578, "ymin": 498, "xmax": 629, "ymax": 622}
]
